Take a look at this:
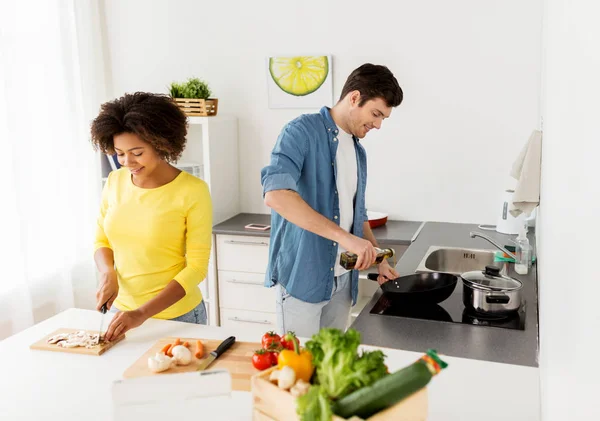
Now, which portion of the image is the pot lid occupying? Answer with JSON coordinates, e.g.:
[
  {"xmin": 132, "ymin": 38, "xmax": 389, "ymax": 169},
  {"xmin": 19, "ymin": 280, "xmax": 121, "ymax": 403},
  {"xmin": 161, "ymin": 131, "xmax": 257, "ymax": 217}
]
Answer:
[{"xmin": 461, "ymin": 266, "xmax": 523, "ymax": 291}]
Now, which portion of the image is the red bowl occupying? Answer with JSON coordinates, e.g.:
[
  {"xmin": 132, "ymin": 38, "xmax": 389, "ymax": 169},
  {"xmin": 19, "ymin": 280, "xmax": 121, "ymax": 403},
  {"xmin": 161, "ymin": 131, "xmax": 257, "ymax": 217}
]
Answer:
[{"xmin": 367, "ymin": 211, "xmax": 388, "ymax": 229}]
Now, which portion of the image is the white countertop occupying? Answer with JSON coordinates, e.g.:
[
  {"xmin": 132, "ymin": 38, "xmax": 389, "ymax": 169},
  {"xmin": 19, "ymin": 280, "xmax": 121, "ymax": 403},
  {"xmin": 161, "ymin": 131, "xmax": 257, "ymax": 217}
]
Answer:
[{"xmin": 0, "ymin": 308, "xmax": 540, "ymax": 421}]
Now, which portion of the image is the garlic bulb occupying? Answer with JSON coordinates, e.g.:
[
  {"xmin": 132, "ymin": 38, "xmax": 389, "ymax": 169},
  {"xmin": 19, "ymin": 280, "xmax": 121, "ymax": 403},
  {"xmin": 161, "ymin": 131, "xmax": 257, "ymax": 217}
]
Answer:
[
  {"xmin": 148, "ymin": 352, "xmax": 174, "ymax": 373},
  {"xmin": 290, "ymin": 379, "xmax": 311, "ymax": 397},
  {"xmin": 276, "ymin": 366, "xmax": 296, "ymax": 390},
  {"xmin": 171, "ymin": 345, "xmax": 193, "ymax": 366}
]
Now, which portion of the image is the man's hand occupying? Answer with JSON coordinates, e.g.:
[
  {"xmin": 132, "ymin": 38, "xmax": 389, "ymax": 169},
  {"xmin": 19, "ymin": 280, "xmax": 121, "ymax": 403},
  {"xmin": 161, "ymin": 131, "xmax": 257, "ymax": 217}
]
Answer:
[
  {"xmin": 104, "ymin": 309, "xmax": 147, "ymax": 341},
  {"xmin": 376, "ymin": 259, "xmax": 400, "ymax": 285},
  {"xmin": 339, "ymin": 235, "xmax": 378, "ymax": 270},
  {"xmin": 96, "ymin": 269, "xmax": 119, "ymax": 311}
]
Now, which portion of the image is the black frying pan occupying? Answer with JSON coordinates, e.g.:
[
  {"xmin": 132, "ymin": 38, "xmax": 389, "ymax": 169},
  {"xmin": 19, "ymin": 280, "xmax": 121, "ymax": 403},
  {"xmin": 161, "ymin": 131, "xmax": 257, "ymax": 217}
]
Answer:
[{"xmin": 367, "ymin": 272, "xmax": 459, "ymax": 305}]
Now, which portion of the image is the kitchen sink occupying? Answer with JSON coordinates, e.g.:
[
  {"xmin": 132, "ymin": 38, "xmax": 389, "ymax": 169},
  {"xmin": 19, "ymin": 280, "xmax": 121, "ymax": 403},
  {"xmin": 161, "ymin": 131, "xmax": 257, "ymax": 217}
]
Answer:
[{"xmin": 415, "ymin": 246, "xmax": 501, "ymax": 275}]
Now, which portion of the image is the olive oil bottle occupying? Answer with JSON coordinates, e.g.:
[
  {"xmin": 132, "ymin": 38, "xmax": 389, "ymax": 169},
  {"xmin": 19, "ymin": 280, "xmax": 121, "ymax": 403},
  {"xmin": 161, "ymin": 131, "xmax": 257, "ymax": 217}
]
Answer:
[{"xmin": 339, "ymin": 247, "xmax": 395, "ymax": 270}]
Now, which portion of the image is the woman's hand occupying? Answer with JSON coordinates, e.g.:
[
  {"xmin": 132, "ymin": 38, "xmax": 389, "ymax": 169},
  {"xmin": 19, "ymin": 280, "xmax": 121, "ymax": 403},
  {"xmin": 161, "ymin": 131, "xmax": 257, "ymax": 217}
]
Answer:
[
  {"xmin": 104, "ymin": 309, "xmax": 147, "ymax": 341},
  {"xmin": 96, "ymin": 269, "xmax": 119, "ymax": 311},
  {"xmin": 376, "ymin": 260, "xmax": 399, "ymax": 285}
]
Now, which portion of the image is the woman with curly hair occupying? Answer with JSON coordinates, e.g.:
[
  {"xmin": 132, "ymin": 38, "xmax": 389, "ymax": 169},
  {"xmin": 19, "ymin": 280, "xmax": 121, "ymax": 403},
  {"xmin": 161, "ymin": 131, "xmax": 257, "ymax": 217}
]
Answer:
[{"xmin": 91, "ymin": 92, "xmax": 212, "ymax": 340}]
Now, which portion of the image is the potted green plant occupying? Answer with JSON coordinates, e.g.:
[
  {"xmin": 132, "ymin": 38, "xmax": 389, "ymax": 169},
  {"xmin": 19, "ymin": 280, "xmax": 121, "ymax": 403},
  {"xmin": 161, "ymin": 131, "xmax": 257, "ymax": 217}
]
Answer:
[{"xmin": 169, "ymin": 77, "xmax": 218, "ymax": 117}]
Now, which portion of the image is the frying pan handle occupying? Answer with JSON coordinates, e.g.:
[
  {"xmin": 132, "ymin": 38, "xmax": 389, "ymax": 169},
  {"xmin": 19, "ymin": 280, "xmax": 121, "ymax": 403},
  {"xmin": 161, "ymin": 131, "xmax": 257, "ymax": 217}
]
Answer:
[{"xmin": 367, "ymin": 273, "xmax": 379, "ymax": 281}]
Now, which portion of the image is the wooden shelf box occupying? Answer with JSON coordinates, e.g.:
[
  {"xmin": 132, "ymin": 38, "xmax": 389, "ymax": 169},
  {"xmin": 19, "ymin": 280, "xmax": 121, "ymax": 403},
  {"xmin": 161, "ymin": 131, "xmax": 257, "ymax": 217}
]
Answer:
[{"xmin": 174, "ymin": 98, "xmax": 219, "ymax": 116}]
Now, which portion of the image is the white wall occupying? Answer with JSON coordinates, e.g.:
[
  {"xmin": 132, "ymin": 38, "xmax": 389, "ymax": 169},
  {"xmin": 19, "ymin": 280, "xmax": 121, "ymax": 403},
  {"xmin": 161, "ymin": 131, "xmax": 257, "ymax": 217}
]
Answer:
[
  {"xmin": 539, "ymin": 1, "xmax": 600, "ymax": 420},
  {"xmin": 102, "ymin": 0, "xmax": 542, "ymax": 224}
]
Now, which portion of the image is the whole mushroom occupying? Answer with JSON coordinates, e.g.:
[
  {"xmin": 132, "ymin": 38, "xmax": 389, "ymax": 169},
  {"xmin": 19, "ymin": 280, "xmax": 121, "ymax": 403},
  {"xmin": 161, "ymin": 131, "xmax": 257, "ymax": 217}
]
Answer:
[{"xmin": 171, "ymin": 345, "xmax": 193, "ymax": 366}]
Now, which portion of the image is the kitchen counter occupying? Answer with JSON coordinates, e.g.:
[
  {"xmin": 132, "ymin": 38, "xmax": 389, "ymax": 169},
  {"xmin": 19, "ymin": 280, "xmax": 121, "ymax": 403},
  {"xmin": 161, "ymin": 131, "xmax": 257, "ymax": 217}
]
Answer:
[
  {"xmin": 351, "ymin": 222, "xmax": 539, "ymax": 367},
  {"xmin": 212, "ymin": 212, "xmax": 425, "ymax": 246},
  {"xmin": 0, "ymin": 308, "xmax": 540, "ymax": 421}
]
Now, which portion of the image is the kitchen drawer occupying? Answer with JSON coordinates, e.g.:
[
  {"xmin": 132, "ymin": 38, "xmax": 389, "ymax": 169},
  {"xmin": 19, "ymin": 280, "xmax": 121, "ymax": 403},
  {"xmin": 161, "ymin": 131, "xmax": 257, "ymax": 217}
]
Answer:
[
  {"xmin": 216, "ymin": 235, "xmax": 270, "ymax": 273},
  {"xmin": 218, "ymin": 270, "xmax": 276, "ymax": 313},
  {"xmin": 219, "ymin": 308, "xmax": 277, "ymax": 335}
]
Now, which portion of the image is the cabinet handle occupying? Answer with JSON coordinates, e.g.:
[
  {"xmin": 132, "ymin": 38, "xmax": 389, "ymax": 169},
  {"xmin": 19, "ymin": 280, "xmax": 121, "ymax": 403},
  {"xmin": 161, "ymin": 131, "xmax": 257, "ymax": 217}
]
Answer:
[
  {"xmin": 224, "ymin": 240, "xmax": 269, "ymax": 246},
  {"xmin": 228, "ymin": 317, "xmax": 272, "ymax": 325},
  {"xmin": 226, "ymin": 279, "xmax": 264, "ymax": 286}
]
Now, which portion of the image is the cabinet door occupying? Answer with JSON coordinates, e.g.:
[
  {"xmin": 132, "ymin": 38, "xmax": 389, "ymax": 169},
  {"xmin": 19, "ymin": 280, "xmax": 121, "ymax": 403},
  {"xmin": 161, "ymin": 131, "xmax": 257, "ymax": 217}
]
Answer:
[
  {"xmin": 216, "ymin": 235, "xmax": 270, "ymax": 273},
  {"xmin": 218, "ymin": 270, "xmax": 276, "ymax": 313}
]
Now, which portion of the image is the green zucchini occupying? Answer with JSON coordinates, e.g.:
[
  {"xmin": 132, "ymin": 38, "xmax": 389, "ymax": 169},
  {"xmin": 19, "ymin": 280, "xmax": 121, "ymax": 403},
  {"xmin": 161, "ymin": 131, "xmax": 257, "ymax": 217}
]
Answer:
[{"xmin": 332, "ymin": 350, "xmax": 447, "ymax": 419}]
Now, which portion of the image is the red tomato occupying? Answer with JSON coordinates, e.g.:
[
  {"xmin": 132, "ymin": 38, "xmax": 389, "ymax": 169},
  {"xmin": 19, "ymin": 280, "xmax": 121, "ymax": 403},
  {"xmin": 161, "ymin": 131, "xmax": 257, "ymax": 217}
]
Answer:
[
  {"xmin": 268, "ymin": 350, "xmax": 279, "ymax": 366},
  {"xmin": 261, "ymin": 331, "xmax": 281, "ymax": 350},
  {"xmin": 252, "ymin": 350, "xmax": 272, "ymax": 370},
  {"xmin": 280, "ymin": 331, "xmax": 300, "ymax": 351}
]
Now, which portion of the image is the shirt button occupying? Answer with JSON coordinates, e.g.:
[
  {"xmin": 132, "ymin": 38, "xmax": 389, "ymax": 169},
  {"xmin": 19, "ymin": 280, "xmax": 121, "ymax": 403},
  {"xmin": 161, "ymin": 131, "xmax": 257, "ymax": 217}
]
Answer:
[
  {"xmin": 333, "ymin": 137, "xmax": 338, "ymax": 142},
  {"xmin": 333, "ymin": 242, "xmax": 337, "ymax": 246},
  {"xmin": 331, "ymin": 162, "xmax": 334, "ymax": 166},
  {"xmin": 330, "ymin": 267, "xmax": 333, "ymax": 271},
  {"xmin": 334, "ymin": 215, "xmax": 338, "ymax": 220}
]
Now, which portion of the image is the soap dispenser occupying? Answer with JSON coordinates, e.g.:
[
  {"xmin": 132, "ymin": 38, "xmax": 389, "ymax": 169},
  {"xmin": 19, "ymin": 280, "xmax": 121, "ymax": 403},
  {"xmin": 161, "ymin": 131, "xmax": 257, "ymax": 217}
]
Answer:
[{"xmin": 515, "ymin": 224, "xmax": 531, "ymax": 275}]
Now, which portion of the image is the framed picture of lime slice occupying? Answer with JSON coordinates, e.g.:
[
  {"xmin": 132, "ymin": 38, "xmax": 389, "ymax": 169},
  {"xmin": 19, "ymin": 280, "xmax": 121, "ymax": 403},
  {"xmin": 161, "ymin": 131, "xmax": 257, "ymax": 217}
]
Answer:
[{"xmin": 266, "ymin": 55, "xmax": 333, "ymax": 109}]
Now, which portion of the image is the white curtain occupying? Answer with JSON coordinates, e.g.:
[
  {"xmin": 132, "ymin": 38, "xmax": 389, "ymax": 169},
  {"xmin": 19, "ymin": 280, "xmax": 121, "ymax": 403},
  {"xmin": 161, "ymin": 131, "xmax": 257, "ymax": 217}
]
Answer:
[{"xmin": 0, "ymin": 0, "xmax": 109, "ymax": 339}]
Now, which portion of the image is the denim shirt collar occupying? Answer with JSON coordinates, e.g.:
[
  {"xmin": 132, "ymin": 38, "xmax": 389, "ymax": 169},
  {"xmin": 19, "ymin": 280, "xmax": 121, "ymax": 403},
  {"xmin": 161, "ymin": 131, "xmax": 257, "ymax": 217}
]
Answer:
[
  {"xmin": 320, "ymin": 106, "xmax": 337, "ymax": 132},
  {"xmin": 319, "ymin": 106, "xmax": 361, "ymax": 143}
]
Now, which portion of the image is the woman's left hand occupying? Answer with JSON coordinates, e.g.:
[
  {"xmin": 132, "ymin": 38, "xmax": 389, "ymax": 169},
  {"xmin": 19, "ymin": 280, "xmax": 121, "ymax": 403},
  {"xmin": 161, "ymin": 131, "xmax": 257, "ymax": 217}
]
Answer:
[
  {"xmin": 376, "ymin": 260, "xmax": 399, "ymax": 285},
  {"xmin": 104, "ymin": 309, "xmax": 147, "ymax": 341}
]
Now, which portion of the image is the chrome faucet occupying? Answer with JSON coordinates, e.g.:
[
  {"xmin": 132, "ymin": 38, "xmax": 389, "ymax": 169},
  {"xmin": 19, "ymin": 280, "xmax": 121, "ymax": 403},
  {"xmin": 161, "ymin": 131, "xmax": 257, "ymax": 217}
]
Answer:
[{"xmin": 469, "ymin": 231, "xmax": 517, "ymax": 260}]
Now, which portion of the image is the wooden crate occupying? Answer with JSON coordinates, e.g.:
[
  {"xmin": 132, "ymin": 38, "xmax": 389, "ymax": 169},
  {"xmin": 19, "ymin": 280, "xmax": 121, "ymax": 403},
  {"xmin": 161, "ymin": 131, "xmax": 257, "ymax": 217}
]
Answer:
[
  {"xmin": 251, "ymin": 366, "xmax": 428, "ymax": 421},
  {"xmin": 174, "ymin": 98, "xmax": 219, "ymax": 116}
]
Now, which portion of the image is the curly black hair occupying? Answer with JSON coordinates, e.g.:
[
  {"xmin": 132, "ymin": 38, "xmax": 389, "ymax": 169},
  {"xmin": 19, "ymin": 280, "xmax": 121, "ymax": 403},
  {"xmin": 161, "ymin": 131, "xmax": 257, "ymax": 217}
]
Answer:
[{"xmin": 90, "ymin": 92, "xmax": 188, "ymax": 162}]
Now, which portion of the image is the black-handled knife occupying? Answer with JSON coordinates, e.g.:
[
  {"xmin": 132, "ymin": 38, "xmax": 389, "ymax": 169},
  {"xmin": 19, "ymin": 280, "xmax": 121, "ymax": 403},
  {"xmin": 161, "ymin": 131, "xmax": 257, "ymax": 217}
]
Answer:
[
  {"xmin": 97, "ymin": 301, "xmax": 108, "ymax": 345},
  {"xmin": 196, "ymin": 336, "xmax": 236, "ymax": 371}
]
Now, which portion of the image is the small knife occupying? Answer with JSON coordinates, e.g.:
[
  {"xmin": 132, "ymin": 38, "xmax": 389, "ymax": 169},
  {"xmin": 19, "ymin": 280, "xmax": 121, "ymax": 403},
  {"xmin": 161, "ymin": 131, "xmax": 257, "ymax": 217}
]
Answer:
[
  {"xmin": 97, "ymin": 302, "xmax": 108, "ymax": 345},
  {"xmin": 196, "ymin": 336, "xmax": 236, "ymax": 371}
]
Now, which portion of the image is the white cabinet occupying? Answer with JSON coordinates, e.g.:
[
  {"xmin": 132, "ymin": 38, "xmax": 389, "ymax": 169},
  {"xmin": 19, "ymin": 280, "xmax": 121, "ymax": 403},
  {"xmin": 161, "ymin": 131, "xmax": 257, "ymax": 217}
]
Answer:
[
  {"xmin": 214, "ymin": 234, "xmax": 276, "ymax": 334},
  {"xmin": 99, "ymin": 115, "xmax": 240, "ymax": 326},
  {"xmin": 215, "ymin": 235, "xmax": 270, "ymax": 273},
  {"xmin": 220, "ymin": 309, "xmax": 277, "ymax": 331},
  {"xmin": 218, "ymin": 271, "xmax": 276, "ymax": 312}
]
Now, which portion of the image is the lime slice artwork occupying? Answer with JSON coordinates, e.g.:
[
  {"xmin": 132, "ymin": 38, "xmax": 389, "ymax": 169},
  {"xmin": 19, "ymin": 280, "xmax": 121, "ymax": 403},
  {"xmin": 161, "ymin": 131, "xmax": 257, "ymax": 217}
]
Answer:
[{"xmin": 269, "ymin": 56, "xmax": 329, "ymax": 97}]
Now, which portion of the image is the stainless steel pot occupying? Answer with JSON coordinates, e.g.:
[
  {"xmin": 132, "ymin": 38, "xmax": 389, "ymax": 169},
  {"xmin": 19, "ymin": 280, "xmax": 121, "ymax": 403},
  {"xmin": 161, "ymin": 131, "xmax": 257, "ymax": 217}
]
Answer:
[{"xmin": 461, "ymin": 266, "xmax": 523, "ymax": 314}]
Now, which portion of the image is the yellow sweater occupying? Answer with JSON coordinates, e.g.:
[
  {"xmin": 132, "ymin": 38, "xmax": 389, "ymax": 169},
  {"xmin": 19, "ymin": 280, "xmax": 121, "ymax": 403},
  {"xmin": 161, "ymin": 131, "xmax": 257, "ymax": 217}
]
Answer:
[{"xmin": 94, "ymin": 168, "xmax": 212, "ymax": 319}]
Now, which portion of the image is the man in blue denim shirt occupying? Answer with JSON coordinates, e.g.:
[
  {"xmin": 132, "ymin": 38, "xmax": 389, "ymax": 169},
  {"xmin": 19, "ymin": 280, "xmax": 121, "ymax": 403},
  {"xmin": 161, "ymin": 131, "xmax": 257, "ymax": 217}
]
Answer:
[{"xmin": 261, "ymin": 64, "xmax": 403, "ymax": 337}]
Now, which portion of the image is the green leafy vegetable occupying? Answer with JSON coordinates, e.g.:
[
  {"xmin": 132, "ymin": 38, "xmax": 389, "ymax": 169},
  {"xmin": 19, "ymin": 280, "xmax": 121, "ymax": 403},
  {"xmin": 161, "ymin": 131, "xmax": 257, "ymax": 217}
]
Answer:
[
  {"xmin": 305, "ymin": 328, "xmax": 388, "ymax": 400},
  {"xmin": 351, "ymin": 348, "xmax": 389, "ymax": 388},
  {"xmin": 296, "ymin": 385, "xmax": 333, "ymax": 421}
]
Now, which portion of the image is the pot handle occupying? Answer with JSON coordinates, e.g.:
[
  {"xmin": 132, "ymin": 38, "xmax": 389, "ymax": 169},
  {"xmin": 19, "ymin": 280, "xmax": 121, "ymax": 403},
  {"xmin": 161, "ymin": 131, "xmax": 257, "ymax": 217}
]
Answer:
[{"xmin": 486, "ymin": 294, "xmax": 510, "ymax": 304}]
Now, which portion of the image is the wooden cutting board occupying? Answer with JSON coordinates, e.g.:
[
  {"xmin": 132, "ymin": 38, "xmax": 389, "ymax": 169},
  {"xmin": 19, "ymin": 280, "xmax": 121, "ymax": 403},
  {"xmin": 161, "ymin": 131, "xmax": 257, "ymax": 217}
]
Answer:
[
  {"xmin": 30, "ymin": 328, "xmax": 125, "ymax": 356},
  {"xmin": 122, "ymin": 336, "xmax": 262, "ymax": 391}
]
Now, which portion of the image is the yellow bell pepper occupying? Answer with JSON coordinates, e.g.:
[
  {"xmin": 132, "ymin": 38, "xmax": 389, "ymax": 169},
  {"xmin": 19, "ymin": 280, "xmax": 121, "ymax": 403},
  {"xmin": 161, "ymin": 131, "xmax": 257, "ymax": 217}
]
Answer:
[{"xmin": 277, "ymin": 335, "xmax": 314, "ymax": 382}]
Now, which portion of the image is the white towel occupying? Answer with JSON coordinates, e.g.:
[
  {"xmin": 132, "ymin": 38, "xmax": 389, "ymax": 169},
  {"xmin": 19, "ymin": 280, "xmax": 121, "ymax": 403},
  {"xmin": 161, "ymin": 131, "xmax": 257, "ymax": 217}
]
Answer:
[{"xmin": 509, "ymin": 130, "xmax": 542, "ymax": 217}]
